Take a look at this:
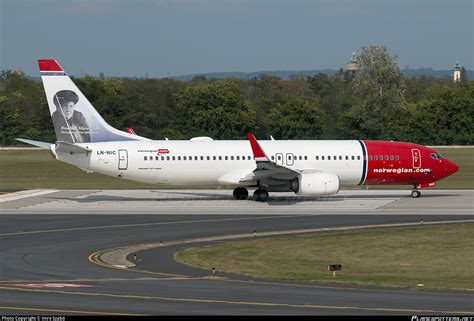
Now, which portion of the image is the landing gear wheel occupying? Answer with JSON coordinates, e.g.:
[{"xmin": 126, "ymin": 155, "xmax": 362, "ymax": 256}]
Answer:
[
  {"xmin": 411, "ymin": 190, "xmax": 421, "ymax": 198},
  {"xmin": 253, "ymin": 189, "xmax": 269, "ymax": 202},
  {"xmin": 233, "ymin": 187, "xmax": 248, "ymax": 200}
]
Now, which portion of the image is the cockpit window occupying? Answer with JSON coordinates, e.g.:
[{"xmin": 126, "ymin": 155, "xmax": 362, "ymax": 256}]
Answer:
[{"xmin": 430, "ymin": 153, "xmax": 443, "ymax": 160}]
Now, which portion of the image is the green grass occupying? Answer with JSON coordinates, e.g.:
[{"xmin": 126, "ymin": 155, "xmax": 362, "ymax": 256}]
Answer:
[
  {"xmin": 176, "ymin": 223, "xmax": 474, "ymax": 290},
  {"xmin": 434, "ymin": 148, "xmax": 474, "ymax": 189},
  {"xmin": 0, "ymin": 150, "xmax": 155, "ymax": 189},
  {"xmin": 0, "ymin": 148, "xmax": 472, "ymax": 190}
]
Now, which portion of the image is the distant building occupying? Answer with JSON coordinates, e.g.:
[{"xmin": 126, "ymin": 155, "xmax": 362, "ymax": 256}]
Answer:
[
  {"xmin": 461, "ymin": 66, "xmax": 467, "ymax": 82},
  {"xmin": 346, "ymin": 52, "xmax": 360, "ymax": 74},
  {"xmin": 344, "ymin": 53, "xmax": 360, "ymax": 80},
  {"xmin": 453, "ymin": 62, "xmax": 461, "ymax": 82}
]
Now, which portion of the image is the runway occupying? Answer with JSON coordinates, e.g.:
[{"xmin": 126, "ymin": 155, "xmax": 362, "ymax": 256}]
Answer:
[{"xmin": 0, "ymin": 189, "xmax": 473, "ymax": 315}]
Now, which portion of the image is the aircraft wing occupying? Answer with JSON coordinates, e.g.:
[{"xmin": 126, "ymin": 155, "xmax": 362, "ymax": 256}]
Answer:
[{"xmin": 242, "ymin": 133, "xmax": 301, "ymax": 183}]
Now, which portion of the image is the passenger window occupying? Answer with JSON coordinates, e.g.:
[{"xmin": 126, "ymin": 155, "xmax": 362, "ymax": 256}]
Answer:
[
  {"xmin": 277, "ymin": 155, "xmax": 281, "ymax": 160},
  {"xmin": 183, "ymin": 156, "xmax": 187, "ymax": 160},
  {"xmin": 322, "ymin": 156, "xmax": 325, "ymax": 160},
  {"xmin": 339, "ymin": 156, "xmax": 342, "ymax": 160},
  {"xmin": 237, "ymin": 156, "xmax": 240, "ymax": 160},
  {"xmin": 172, "ymin": 156, "xmax": 176, "ymax": 161},
  {"xmin": 225, "ymin": 156, "xmax": 228, "ymax": 160},
  {"xmin": 345, "ymin": 156, "xmax": 348, "ymax": 160},
  {"xmin": 248, "ymin": 156, "xmax": 251, "ymax": 160},
  {"xmin": 384, "ymin": 155, "xmax": 389, "ymax": 161},
  {"xmin": 189, "ymin": 156, "xmax": 192, "ymax": 160},
  {"xmin": 316, "ymin": 156, "xmax": 319, "ymax": 160},
  {"xmin": 194, "ymin": 156, "xmax": 198, "ymax": 160},
  {"xmin": 328, "ymin": 156, "xmax": 331, "ymax": 160},
  {"xmin": 271, "ymin": 156, "xmax": 275, "ymax": 160},
  {"xmin": 213, "ymin": 156, "xmax": 216, "ymax": 160},
  {"xmin": 207, "ymin": 156, "xmax": 210, "ymax": 160},
  {"xmin": 178, "ymin": 156, "xmax": 181, "ymax": 161},
  {"xmin": 379, "ymin": 155, "xmax": 383, "ymax": 160},
  {"xmin": 155, "ymin": 156, "xmax": 159, "ymax": 160},
  {"xmin": 374, "ymin": 156, "xmax": 378, "ymax": 160},
  {"xmin": 200, "ymin": 156, "xmax": 204, "ymax": 160},
  {"xmin": 144, "ymin": 156, "xmax": 147, "ymax": 160},
  {"xmin": 395, "ymin": 155, "xmax": 399, "ymax": 161},
  {"xmin": 161, "ymin": 156, "xmax": 164, "ymax": 160},
  {"xmin": 219, "ymin": 156, "xmax": 222, "ymax": 160},
  {"xmin": 369, "ymin": 156, "xmax": 372, "ymax": 161},
  {"xmin": 357, "ymin": 156, "xmax": 361, "ymax": 160},
  {"xmin": 351, "ymin": 156, "xmax": 354, "ymax": 160},
  {"xmin": 304, "ymin": 156, "xmax": 308, "ymax": 160},
  {"xmin": 299, "ymin": 156, "xmax": 303, "ymax": 160},
  {"xmin": 390, "ymin": 155, "xmax": 394, "ymax": 160},
  {"xmin": 166, "ymin": 156, "xmax": 170, "ymax": 161},
  {"xmin": 231, "ymin": 156, "xmax": 234, "ymax": 160}
]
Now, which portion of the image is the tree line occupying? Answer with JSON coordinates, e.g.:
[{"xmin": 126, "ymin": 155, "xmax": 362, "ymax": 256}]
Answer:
[{"xmin": 1, "ymin": 46, "xmax": 473, "ymax": 146}]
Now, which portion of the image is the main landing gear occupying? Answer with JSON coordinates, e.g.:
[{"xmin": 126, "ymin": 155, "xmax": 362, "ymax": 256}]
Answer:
[
  {"xmin": 233, "ymin": 187, "xmax": 269, "ymax": 202},
  {"xmin": 233, "ymin": 187, "xmax": 249, "ymax": 200},
  {"xmin": 253, "ymin": 189, "xmax": 269, "ymax": 202},
  {"xmin": 411, "ymin": 189, "xmax": 421, "ymax": 198}
]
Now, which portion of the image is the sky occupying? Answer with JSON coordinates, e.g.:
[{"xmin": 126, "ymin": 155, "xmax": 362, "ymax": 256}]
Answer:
[{"xmin": 1, "ymin": 0, "xmax": 473, "ymax": 77}]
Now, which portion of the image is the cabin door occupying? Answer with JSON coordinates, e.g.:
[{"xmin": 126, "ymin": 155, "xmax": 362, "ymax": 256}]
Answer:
[{"xmin": 118, "ymin": 149, "xmax": 128, "ymax": 170}]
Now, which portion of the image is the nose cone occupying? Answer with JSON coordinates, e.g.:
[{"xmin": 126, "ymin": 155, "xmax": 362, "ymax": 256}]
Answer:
[{"xmin": 445, "ymin": 159, "xmax": 459, "ymax": 176}]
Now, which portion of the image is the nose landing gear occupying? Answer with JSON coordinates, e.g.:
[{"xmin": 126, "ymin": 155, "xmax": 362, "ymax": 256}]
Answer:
[{"xmin": 411, "ymin": 189, "xmax": 421, "ymax": 198}]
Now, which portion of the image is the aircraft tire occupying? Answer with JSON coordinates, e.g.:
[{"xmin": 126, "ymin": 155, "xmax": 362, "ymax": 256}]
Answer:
[
  {"xmin": 253, "ymin": 189, "xmax": 269, "ymax": 202},
  {"xmin": 233, "ymin": 187, "xmax": 249, "ymax": 200},
  {"xmin": 411, "ymin": 190, "xmax": 421, "ymax": 198}
]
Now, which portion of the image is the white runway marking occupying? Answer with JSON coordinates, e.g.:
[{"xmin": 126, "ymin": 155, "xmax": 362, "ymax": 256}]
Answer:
[
  {"xmin": 25, "ymin": 189, "xmax": 399, "ymax": 211},
  {"xmin": 0, "ymin": 189, "xmax": 59, "ymax": 203},
  {"xmin": 2, "ymin": 189, "xmax": 472, "ymax": 215}
]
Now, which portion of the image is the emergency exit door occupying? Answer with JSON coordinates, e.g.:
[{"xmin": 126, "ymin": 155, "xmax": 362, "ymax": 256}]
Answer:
[
  {"xmin": 411, "ymin": 149, "xmax": 421, "ymax": 169},
  {"xmin": 118, "ymin": 149, "xmax": 128, "ymax": 170}
]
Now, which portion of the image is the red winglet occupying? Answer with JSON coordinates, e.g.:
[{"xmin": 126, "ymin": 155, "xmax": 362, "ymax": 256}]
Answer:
[
  {"xmin": 247, "ymin": 133, "xmax": 267, "ymax": 160},
  {"xmin": 38, "ymin": 60, "xmax": 63, "ymax": 72}
]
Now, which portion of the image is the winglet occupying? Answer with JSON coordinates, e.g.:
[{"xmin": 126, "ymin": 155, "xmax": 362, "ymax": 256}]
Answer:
[{"xmin": 247, "ymin": 133, "xmax": 268, "ymax": 161}]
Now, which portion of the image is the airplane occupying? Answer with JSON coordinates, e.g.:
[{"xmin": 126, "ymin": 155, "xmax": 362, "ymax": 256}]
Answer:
[{"xmin": 17, "ymin": 60, "xmax": 459, "ymax": 202}]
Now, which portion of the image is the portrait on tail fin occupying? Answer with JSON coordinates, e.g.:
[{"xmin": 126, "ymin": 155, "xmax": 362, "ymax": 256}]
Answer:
[{"xmin": 51, "ymin": 90, "xmax": 91, "ymax": 143}]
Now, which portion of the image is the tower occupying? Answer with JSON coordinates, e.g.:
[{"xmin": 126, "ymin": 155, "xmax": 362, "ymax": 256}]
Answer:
[
  {"xmin": 346, "ymin": 52, "xmax": 360, "ymax": 74},
  {"xmin": 453, "ymin": 62, "xmax": 461, "ymax": 82}
]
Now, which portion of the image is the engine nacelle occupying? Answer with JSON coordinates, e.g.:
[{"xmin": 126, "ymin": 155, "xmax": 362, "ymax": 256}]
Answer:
[{"xmin": 293, "ymin": 172, "xmax": 340, "ymax": 195}]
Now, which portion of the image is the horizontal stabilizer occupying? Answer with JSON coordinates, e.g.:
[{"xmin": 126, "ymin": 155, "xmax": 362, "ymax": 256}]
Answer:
[
  {"xmin": 55, "ymin": 141, "xmax": 91, "ymax": 154},
  {"xmin": 15, "ymin": 138, "xmax": 52, "ymax": 149}
]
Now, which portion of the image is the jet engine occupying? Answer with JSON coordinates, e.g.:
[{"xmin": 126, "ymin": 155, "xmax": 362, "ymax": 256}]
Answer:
[{"xmin": 292, "ymin": 172, "xmax": 340, "ymax": 195}]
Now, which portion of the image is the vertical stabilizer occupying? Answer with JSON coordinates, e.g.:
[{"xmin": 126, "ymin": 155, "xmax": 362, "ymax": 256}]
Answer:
[{"xmin": 38, "ymin": 59, "xmax": 149, "ymax": 143}]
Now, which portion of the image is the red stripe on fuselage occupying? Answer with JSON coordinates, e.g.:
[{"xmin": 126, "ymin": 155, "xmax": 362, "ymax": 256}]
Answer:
[{"xmin": 363, "ymin": 140, "xmax": 443, "ymax": 185}]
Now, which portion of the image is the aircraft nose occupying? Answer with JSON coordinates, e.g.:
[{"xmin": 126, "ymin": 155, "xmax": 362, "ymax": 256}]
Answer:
[{"xmin": 445, "ymin": 159, "xmax": 459, "ymax": 176}]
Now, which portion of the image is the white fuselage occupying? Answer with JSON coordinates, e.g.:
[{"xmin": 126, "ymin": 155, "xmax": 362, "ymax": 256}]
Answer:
[{"xmin": 55, "ymin": 140, "xmax": 366, "ymax": 186}]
